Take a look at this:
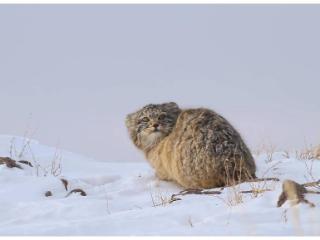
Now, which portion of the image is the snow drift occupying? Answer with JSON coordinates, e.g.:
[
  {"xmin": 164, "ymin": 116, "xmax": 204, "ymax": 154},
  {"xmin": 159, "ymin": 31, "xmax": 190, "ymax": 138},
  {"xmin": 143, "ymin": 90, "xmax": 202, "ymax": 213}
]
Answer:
[{"xmin": 0, "ymin": 135, "xmax": 319, "ymax": 236}]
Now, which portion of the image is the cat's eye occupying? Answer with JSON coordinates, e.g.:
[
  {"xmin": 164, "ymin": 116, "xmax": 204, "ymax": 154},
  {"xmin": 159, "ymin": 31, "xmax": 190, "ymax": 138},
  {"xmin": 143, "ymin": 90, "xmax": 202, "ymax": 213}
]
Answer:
[
  {"xmin": 158, "ymin": 113, "xmax": 166, "ymax": 120},
  {"xmin": 141, "ymin": 117, "xmax": 150, "ymax": 122}
]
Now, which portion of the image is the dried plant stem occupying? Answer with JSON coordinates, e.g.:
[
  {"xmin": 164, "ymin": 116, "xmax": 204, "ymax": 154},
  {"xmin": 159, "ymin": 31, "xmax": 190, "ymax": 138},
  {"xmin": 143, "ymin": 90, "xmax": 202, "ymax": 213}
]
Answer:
[
  {"xmin": 65, "ymin": 188, "xmax": 87, "ymax": 197},
  {"xmin": 60, "ymin": 178, "xmax": 69, "ymax": 191},
  {"xmin": 170, "ymin": 186, "xmax": 273, "ymax": 204},
  {"xmin": 245, "ymin": 177, "xmax": 280, "ymax": 183},
  {"xmin": 302, "ymin": 179, "xmax": 320, "ymax": 188}
]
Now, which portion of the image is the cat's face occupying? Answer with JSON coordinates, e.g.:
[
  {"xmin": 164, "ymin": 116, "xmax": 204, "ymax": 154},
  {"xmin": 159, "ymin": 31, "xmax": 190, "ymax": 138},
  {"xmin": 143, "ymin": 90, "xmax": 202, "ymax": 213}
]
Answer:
[{"xmin": 126, "ymin": 102, "xmax": 181, "ymax": 151}]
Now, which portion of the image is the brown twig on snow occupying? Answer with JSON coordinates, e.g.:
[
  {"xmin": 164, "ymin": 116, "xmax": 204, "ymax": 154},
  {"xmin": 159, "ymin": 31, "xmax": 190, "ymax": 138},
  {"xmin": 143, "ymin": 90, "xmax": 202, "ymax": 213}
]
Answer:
[
  {"xmin": 18, "ymin": 160, "xmax": 33, "ymax": 167},
  {"xmin": 172, "ymin": 188, "xmax": 222, "ymax": 197},
  {"xmin": 169, "ymin": 188, "xmax": 222, "ymax": 203},
  {"xmin": 65, "ymin": 188, "xmax": 87, "ymax": 198},
  {"xmin": 169, "ymin": 196, "xmax": 182, "ymax": 203},
  {"xmin": 60, "ymin": 178, "xmax": 68, "ymax": 191},
  {"xmin": 245, "ymin": 177, "xmax": 280, "ymax": 183},
  {"xmin": 239, "ymin": 189, "xmax": 272, "ymax": 194},
  {"xmin": 302, "ymin": 179, "xmax": 320, "ymax": 188},
  {"xmin": 0, "ymin": 157, "xmax": 23, "ymax": 169}
]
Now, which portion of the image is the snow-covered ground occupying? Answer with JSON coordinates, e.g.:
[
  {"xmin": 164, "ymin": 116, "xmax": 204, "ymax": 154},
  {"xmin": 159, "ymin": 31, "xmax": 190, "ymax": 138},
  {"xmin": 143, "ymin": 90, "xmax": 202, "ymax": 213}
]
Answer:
[{"xmin": 0, "ymin": 135, "xmax": 319, "ymax": 236}]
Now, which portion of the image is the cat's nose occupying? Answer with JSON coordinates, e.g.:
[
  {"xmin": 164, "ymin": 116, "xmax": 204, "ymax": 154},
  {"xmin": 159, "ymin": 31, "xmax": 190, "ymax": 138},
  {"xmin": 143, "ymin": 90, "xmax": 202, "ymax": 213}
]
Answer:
[{"xmin": 153, "ymin": 123, "xmax": 159, "ymax": 129}]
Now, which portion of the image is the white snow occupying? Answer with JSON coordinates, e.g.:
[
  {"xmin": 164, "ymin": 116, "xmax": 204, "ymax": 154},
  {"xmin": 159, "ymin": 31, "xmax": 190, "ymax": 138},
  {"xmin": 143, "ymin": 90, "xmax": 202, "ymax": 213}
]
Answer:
[{"xmin": 0, "ymin": 135, "xmax": 319, "ymax": 236}]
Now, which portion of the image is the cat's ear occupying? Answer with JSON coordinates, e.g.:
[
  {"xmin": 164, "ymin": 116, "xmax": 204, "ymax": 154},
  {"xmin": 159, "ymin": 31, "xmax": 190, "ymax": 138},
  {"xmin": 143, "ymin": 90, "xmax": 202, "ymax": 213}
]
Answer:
[
  {"xmin": 125, "ymin": 112, "xmax": 139, "ymax": 144},
  {"xmin": 125, "ymin": 112, "xmax": 137, "ymax": 129},
  {"xmin": 162, "ymin": 102, "xmax": 180, "ymax": 111}
]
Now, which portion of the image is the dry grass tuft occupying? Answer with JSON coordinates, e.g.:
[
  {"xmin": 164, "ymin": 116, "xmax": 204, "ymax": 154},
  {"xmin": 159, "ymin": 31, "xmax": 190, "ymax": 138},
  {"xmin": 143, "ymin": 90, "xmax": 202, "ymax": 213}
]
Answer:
[
  {"xmin": 295, "ymin": 144, "xmax": 320, "ymax": 161},
  {"xmin": 150, "ymin": 190, "xmax": 173, "ymax": 207},
  {"xmin": 253, "ymin": 142, "xmax": 276, "ymax": 163},
  {"xmin": 9, "ymin": 136, "xmax": 63, "ymax": 177},
  {"xmin": 225, "ymin": 185, "xmax": 244, "ymax": 206}
]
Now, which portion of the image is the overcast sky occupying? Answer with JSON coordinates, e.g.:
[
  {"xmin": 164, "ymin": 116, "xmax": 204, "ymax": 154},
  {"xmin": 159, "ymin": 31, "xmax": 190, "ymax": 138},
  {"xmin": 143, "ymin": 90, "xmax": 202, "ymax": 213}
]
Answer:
[{"xmin": 0, "ymin": 5, "xmax": 319, "ymax": 162}]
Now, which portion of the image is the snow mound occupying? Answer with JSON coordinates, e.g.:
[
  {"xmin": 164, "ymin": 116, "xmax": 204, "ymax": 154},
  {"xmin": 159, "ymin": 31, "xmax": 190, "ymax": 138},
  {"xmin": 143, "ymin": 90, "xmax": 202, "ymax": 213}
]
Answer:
[{"xmin": 0, "ymin": 135, "xmax": 319, "ymax": 235}]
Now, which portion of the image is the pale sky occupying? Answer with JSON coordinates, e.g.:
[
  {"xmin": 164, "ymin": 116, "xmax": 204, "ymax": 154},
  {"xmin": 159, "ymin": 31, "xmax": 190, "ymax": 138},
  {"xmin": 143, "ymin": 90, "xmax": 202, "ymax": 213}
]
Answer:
[{"xmin": 0, "ymin": 5, "xmax": 319, "ymax": 162}]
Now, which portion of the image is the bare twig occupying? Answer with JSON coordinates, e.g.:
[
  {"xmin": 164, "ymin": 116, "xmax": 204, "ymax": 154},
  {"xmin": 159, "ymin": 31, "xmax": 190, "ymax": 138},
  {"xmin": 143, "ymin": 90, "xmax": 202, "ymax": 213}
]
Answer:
[
  {"xmin": 245, "ymin": 177, "xmax": 280, "ymax": 183},
  {"xmin": 172, "ymin": 188, "xmax": 222, "ymax": 197},
  {"xmin": 65, "ymin": 188, "xmax": 87, "ymax": 197},
  {"xmin": 303, "ymin": 158, "xmax": 318, "ymax": 184},
  {"xmin": 169, "ymin": 196, "xmax": 182, "ymax": 203},
  {"xmin": 51, "ymin": 148, "xmax": 62, "ymax": 177},
  {"xmin": 169, "ymin": 188, "xmax": 222, "ymax": 203},
  {"xmin": 9, "ymin": 137, "xmax": 15, "ymax": 159},
  {"xmin": 60, "ymin": 178, "xmax": 69, "ymax": 191},
  {"xmin": 150, "ymin": 190, "xmax": 173, "ymax": 207},
  {"xmin": 18, "ymin": 160, "xmax": 33, "ymax": 167},
  {"xmin": 239, "ymin": 189, "xmax": 272, "ymax": 194},
  {"xmin": 302, "ymin": 179, "xmax": 320, "ymax": 188},
  {"xmin": 18, "ymin": 138, "xmax": 30, "ymax": 159},
  {"xmin": 24, "ymin": 140, "xmax": 63, "ymax": 177}
]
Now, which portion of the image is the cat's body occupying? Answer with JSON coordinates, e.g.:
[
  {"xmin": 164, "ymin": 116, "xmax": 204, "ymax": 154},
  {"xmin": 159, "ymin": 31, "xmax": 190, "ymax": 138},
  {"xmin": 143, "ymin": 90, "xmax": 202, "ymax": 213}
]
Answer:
[{"xmin": 126, "ymin": 102, "xmax": 256, "ymax": 189}]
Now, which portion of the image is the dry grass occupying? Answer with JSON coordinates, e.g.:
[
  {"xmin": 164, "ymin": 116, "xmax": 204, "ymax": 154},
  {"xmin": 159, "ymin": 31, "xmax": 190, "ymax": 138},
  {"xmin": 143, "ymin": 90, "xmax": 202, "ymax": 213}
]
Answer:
[
  {"xmin": 302, "ymin": 158, "xmax": 320, "ymax": 190},
  {"xmin": 254, "ymin": 141, "xmax": 319, "ymax": 161},
  {"xmin": 50, "ymin": 148, "xmax": 62, "ymax": 177},
  {"xmin": 9, "ymin": 137, "xmax": 31, "ymax": 160},
  {"xmin": 281, "ymin": 209, "xmax": 288, "ymax": 223},
  {"xmin": 224, "ymin": 182, "xmax": 273, "ymax": 206},
  {"xmin": 294, "ymin": 142, "xmax": 320, "ymax": 161},
  {"xmin": 225, "ymin": 185, "xmax": 244, "ymax": 206},
  {"xmin": 221, "ymin": 145, "xmax": 281, "ymax": 206},
  {"xmin": 150, "ymin": 190, "xmax": 172, "ymax": 207},
  {"xmin": 253, "ymin": 142, "xmax": 276, "ymax": 163},
  {"xmin": 8, "ymin": 136, "xmax": 63, "ymax": 177},
  {"xmin": 247, "ymin": 180, "xmax": 274, "ymax": 199}
]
